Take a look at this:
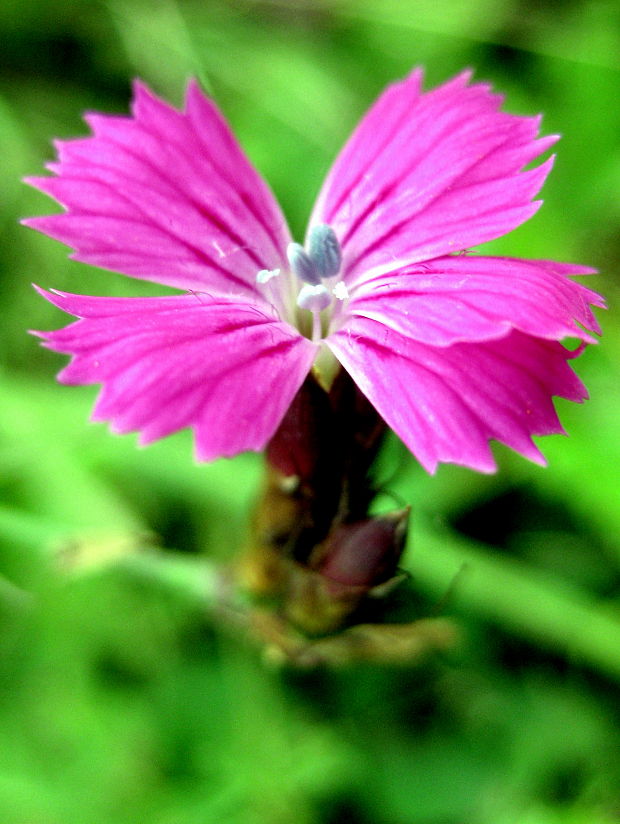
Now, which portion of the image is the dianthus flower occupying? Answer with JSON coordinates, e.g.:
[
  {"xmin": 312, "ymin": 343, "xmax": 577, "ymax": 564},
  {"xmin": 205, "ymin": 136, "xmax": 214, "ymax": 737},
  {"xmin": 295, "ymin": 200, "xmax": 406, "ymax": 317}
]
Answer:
[{"xmin": 26, "ymin": 69, "xmax": 603, "ymax": 473}]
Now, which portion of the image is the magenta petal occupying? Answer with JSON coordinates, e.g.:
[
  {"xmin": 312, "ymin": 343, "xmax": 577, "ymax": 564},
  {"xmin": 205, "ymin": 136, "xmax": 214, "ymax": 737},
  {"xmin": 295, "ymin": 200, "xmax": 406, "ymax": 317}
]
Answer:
[
  {"xmin": 327, "ymin": 317, "xmax": 587, "ymax": 473},
  {"xmin": 24, "ymin": 80, "xmax": 291, "ymax": 298},
  {"xmin": 311, "ymin": 69, "xmax": 558, "ymax": 281},
  {"xmin": 36, "ymin": 289, "xmax": 316, "ymax": 460},
  {"xmin": 344, "ymin": 256, "xmax": 604, "ymax": 346}
]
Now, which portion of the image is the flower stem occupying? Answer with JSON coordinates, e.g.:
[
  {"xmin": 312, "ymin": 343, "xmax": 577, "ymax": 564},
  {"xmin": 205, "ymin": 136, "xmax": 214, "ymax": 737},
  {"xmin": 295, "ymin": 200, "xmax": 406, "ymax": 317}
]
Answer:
[{"xmin": 240, "ymin": 370, "xmax": 398, "ymax": 635}]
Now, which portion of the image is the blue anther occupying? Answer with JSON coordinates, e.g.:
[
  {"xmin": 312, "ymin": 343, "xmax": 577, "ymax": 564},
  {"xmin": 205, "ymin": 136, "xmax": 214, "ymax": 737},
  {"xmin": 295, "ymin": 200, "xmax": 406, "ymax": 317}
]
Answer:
[
  {"xmin": 287, "ymin": 243, "xmax": 321, "ymax": 285},
  {"xmin": 308, "ymin": 224, "xmax": 342, "ymax": 279}
]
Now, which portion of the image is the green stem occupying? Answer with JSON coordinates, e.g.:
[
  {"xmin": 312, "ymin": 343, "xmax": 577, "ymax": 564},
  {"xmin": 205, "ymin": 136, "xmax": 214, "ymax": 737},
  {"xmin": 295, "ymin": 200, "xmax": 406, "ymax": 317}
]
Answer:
[{"xmin": 409, "ymin": 516, "xmax": 620, "ymax": 682}]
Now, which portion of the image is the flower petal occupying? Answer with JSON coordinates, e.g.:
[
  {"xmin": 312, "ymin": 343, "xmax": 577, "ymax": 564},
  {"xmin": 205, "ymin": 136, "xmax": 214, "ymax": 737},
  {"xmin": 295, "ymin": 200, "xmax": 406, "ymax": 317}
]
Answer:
[
  {"xmin": 24, "ymin": 80, "xmax": 291, "ymax": 299},
  {"xmin": 340, "ymin": 256, "xmax": 604, "ymax": 346},
  {"xmin": 327, "ymin": 317, "xmax": 588, "ymax": 473},
  {"xmin": 35, "ymin": 288, "xmax": 317, "ymax": 460},
  {"xmin": 311, "ymin": 69, "xmax": 558, "ymax": 283}
]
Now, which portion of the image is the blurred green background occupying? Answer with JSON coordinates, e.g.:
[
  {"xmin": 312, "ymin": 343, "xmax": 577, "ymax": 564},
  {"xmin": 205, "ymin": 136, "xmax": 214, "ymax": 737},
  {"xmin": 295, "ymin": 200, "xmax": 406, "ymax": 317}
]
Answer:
[{"xmin": 1, "ymin": 1, "xmax": 619, "ymax": 822}]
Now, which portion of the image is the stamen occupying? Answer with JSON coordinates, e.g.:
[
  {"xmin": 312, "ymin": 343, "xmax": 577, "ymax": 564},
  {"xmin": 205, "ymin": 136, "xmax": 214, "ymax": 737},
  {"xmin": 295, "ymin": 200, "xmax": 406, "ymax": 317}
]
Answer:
[
  {"xmin": 257, "ymin": 268, "xmax": 281, "ymax": 284},
  {"xmin": 308, "ymin": 224, "xmax": 342, "ymax": 279},
  {"xmin": 286, "ymin": 224, "xmax": 344, "ymax": 334},
  {"xmin": 311, "ymin": 310, "xmax": 322, "ymax": 343},
  {"xmin": 287, "ymin": 243, "xmax": 320, "ymax": 285},
  {"xmin": 297, "ymin": 283, "xmax": 331, "ymax": 313}
]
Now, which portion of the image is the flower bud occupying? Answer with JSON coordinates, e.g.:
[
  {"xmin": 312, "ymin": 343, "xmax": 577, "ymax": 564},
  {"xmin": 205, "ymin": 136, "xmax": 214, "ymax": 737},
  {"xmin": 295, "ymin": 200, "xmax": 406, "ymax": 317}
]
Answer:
[{"xmin": 318, "ymin": 509, "xmax": 409, "ymax": 592}]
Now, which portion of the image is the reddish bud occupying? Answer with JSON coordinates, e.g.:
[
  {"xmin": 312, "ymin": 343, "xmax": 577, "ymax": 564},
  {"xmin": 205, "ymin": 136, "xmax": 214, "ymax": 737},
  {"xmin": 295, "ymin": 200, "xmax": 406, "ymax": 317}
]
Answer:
[{"xmin": 318, "ymin": 509, "xmax": 409, "ymax": 591}]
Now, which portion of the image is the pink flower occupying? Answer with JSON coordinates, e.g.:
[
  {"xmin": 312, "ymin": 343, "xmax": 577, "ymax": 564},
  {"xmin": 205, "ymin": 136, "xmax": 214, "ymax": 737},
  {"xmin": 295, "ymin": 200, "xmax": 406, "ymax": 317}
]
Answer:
[{"xmin": 26, "ymin": 69, "xmax": 603, "ymax": 473}]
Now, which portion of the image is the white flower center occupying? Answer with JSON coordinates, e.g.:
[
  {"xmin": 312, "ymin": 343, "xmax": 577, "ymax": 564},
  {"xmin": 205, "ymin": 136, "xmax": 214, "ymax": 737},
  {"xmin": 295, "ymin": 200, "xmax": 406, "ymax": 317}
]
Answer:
[{"xmin": 256, "ymin": 223, "xmax": 348, "ymax": 342}]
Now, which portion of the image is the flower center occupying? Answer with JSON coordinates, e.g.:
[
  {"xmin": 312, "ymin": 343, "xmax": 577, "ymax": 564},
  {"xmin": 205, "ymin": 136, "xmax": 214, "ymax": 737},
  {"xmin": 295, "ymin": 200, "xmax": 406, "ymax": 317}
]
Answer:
[{"xmin": 256, "ymin": 223, "xmax": 348, "ymax": 341}]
